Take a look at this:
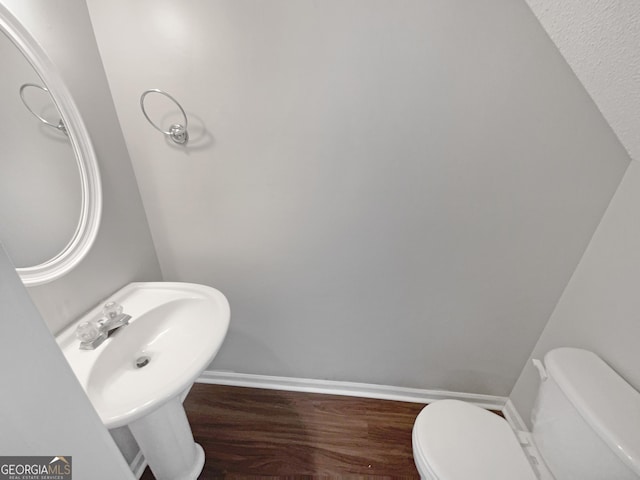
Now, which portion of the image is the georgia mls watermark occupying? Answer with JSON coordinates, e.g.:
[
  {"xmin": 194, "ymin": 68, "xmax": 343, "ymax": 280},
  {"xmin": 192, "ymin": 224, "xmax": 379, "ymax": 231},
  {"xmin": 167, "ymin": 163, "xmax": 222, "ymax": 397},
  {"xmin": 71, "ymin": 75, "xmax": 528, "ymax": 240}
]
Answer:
[{"xmin": 0, "ymin": 457, "xmax": 71, "ymax": 480}]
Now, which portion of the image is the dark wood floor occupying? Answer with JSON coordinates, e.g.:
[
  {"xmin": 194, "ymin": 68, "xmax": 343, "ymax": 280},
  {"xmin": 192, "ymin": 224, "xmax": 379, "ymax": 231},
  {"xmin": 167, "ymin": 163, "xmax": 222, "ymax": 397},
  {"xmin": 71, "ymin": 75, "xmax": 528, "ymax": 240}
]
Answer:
[
  {"xmin": 140, "ymin": 384, "xmax": 504, "ymax": 479},
  {"xmin": 141, "ymin": 383, "xmax": 424, "ymax": 478}
]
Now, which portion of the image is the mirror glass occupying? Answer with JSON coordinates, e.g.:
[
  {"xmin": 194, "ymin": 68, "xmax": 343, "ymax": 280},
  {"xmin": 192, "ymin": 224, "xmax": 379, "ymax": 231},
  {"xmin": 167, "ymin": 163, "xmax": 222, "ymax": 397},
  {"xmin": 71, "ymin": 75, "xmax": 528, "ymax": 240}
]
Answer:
[
  {"xmin": 0, "ymin": 29, "xmax": 82, "ymax": 267},
  {"xmin": 0, "ymin": 8, "xmax": 101, "ymax": 287}
]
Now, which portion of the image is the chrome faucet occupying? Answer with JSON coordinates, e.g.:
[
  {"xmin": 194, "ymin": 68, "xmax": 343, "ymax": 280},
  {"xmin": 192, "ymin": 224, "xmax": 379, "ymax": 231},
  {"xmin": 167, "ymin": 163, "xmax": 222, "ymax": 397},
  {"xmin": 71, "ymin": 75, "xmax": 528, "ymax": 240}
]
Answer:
[{"xmin": 76, "ymin": 301, "xmax": 131, "ymax": 350}]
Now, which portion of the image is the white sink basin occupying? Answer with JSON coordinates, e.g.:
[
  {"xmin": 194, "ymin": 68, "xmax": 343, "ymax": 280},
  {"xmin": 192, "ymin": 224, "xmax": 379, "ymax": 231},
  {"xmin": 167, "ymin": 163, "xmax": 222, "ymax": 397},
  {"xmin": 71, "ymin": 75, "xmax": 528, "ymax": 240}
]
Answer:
[
  {"xmin": 58, "ymin": 282, "xmax": 230, "ymax": 479},
  {"xmin": 58, "ymin": 282, "xmax": 230, "ymax": 428}
]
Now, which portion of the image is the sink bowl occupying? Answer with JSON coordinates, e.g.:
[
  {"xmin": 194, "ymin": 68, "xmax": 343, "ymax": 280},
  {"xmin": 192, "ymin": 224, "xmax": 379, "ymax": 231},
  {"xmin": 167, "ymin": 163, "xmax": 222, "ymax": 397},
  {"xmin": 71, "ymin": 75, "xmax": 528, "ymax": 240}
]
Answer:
[
  {"xmin": 58, "ymin": 282, "xmax": 230, "ymax": 428},
  {"xmin": 57, "ymin": 282, "xmax": 230, "ymax": 480}
]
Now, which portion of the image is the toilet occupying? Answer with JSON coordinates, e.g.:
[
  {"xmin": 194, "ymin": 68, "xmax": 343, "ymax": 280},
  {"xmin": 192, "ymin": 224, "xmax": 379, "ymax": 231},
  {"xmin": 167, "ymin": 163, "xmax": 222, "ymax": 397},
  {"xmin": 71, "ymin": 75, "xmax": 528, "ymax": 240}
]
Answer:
[{"xmin": 412, "ymin": 347, "xmax": 640, "ymax": 479}]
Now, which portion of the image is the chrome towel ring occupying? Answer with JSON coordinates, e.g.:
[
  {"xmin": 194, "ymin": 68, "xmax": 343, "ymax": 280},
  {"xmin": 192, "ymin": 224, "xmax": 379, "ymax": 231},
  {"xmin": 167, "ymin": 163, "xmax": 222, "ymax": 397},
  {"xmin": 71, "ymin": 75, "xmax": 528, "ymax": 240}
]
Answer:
[
  {"xmin": 140, "ymin": 89, "xmax": 189, "ymax": 144},
  {"xmin": 19, "ymin": 83, "xmax": 68, "ymax": 136}
]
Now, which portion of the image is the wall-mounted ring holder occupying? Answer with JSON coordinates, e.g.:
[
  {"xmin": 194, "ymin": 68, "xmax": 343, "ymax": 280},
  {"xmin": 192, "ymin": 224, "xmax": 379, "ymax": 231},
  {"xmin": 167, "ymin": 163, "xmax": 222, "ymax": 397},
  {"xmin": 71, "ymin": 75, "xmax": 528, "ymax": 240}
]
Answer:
[
  {"xmin": 140, "ymin": 89, "xmax": 189, "ymax": 145},
  {"xmin": 19, "ymin": 83, "xmax": 68, "ymax": 136}
]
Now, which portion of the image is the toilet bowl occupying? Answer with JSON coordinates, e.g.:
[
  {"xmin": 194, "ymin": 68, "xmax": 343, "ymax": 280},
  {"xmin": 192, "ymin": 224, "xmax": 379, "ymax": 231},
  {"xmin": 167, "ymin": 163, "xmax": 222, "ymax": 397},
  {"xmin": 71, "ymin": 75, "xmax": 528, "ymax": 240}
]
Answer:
[
  {"xmin": 412, "ymin": 400, "xmax": 537, "ymax": 480},
  {"xmin": 412, "ymin": 348, "xmax": 640, "ymax": 480}
]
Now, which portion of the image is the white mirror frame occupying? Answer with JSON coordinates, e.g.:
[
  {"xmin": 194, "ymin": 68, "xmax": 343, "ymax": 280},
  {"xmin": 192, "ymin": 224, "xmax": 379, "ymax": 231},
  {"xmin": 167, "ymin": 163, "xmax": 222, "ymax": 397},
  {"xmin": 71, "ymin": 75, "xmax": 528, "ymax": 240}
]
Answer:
[{"xmin": 0, "ymin": 5, "xmax": 101, "ymax": 286}]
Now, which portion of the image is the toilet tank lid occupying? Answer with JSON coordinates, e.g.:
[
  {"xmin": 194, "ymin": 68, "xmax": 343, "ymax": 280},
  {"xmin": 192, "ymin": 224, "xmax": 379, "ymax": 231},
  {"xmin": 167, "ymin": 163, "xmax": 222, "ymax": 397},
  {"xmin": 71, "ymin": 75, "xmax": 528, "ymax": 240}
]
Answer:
[{"xmin": 544, "ymin": 347, "xmax": 640, "ymax": 475}]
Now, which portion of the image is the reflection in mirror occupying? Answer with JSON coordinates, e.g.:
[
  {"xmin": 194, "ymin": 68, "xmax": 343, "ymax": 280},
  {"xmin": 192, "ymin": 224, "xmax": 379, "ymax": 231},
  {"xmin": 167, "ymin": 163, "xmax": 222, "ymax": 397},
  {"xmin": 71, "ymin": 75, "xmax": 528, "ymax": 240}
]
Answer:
[
  {"xmin": 0, "ymin": 29, "xmax": 82, "ymax": 268},
  {"xmin": 20, "ymin": 83, "xmax": 68, "ymax": 136},
  {"xmin": 0, "ymin": 3, "xmax": 101, "ymax": 287}
]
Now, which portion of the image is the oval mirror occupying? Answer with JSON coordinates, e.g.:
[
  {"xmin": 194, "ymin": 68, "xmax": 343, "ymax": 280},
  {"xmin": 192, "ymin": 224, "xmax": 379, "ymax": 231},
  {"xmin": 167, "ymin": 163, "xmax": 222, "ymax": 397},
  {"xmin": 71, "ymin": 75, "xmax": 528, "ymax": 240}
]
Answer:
[{"xmin": 0, "ymin": 6, "xmax": 101, "ymax": 286}]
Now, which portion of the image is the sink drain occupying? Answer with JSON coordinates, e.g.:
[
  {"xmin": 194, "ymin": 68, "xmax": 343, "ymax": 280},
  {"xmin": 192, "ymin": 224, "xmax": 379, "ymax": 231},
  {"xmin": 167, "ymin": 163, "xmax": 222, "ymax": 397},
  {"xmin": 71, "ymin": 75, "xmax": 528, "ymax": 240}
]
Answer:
[{"xmin": 135, "ymin": 356, "xmax": 151, "ymax": 368}]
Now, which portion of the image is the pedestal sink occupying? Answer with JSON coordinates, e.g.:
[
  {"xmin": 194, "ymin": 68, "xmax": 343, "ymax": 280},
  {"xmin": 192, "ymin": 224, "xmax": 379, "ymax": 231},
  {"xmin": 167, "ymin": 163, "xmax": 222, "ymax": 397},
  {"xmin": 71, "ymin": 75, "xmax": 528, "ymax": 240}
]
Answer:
[{"xmin": 57, "ymin": 282, "xmax": 230, "ymax": 480}]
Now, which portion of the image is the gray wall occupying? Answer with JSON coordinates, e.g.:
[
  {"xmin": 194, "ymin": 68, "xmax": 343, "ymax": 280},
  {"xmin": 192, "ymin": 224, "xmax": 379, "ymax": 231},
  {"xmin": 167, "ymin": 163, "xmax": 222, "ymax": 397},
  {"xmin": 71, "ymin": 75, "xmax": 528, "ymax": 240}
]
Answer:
[
  {"xmin": 510, "ymin": 161, "xmax": 640, "ymax": 427},
  {"xmin": 87, "ymin": 0, "xmax": 628, "ymax": 396},
  {"xmin": 508, "ymin": 0, "xmax": 640, "ymax": 427},
  {"xmin": 0, "ymin": 243, "xmax": 135, "ymax": 479},
  {"xmin": 0, "ymin": 0, "xmax": 162, "ymax": 334}
]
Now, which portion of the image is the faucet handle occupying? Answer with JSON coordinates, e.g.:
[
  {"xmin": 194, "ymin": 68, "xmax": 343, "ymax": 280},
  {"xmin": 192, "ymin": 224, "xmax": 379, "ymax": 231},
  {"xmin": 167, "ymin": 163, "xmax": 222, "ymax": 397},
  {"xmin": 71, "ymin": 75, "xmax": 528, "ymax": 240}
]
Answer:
[
  {"xmin": 75, "ymin": 320, "xmax": 101, "ymax": 342},
  {"xmin": 103, "ymin": 301, "xmax": 124, "ymax": 319}
]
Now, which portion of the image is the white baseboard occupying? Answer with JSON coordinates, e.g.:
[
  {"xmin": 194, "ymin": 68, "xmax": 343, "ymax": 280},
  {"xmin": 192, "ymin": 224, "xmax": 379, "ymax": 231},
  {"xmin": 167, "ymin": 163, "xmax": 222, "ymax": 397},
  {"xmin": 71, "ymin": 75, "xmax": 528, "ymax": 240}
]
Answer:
[
  {"xmin": 130, "ymin": 451, "xmax": 147, "ymax": 479},
  {"xmin": 197, "ymin": 370, "xmax": 507, "ymax": 411},
  {"xmin": 502, "ymin": 398, "xmax": 529, "ymax": 432}
]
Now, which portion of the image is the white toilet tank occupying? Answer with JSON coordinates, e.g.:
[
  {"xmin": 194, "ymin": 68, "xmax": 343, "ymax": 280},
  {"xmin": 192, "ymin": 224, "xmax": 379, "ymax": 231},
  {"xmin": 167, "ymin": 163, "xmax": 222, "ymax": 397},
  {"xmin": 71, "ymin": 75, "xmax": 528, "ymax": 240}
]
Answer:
[{"xmin": 531, "ymin": 348, "xmax": 640, "ymax": 479}]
